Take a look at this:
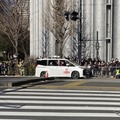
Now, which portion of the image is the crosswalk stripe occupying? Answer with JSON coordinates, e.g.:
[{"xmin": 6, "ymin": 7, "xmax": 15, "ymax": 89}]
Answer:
[
  {"xmin": 0, "ymin": 105, "xmax": 120, "ymax": 111},
  {"xmin": 0, "ymin": 99, "xmax": 120, "ymax": 105},
  {"xmin": 1, "ymin": 89, "xmax": 120, "ymax": 118},
  {"xmin": 0, "ymin": 112, "xmax": 120, "ymax": 117},
  {"xmin": 1, "ymin": 95, "xmax": 120, "ymax": 101},
  {"xmin": 3, "ymin": 88, "xmax": 120, "ymax": 93},
  {"xmin": 3, "ymin": 92, "xmax": 120, "ymax": 97}
]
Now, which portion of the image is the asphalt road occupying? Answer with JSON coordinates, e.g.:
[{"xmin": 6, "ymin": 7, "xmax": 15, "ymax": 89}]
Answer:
[
  {"xmin": 1, "ymin": 76, "xmax": 120, "ymax": 91},
  {"xmin": 1, "ymin": 77, "xmax": 120, "ymax": 120},
  {"xmin": 28, "ymin": 77, "xmax": 120, "ymax": 91},
  {"xmin": 1, "ymin": 88, "xmax": 120, "ymax": 120}
]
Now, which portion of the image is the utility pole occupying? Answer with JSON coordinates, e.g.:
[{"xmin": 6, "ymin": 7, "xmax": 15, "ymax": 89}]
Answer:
[
  {"xmin": 96, "ymin": 31, "xmax": 100, "ymax": 60},
  {"xmin": 78, "ymin": 0, "xmax": 82, "ymax": 64}
]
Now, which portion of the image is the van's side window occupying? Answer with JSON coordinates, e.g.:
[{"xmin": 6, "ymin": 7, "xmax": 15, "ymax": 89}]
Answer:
[
  {"xmin": 37, "ymin": 60, "xmax": 47, "ymax": 66},
  {"xmin": 48, "ymin": 60, "xmax": 58, "ymax": 66},
  {"xmin": 60, "ymin": 60, "xmax": 66, "ymax": 66}
]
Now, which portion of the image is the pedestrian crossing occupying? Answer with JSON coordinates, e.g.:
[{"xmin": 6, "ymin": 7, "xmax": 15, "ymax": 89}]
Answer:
[{"xmin": 0, "ymin": 89, "xmax": 120, "ymax": 120}]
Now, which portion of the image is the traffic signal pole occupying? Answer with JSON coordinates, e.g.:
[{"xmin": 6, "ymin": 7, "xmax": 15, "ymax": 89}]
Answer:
[
  {"xmin": 64, "ymin": 1, "xmax": 82, "ymax": 64},
  {"xmin": 78, "ymin": 0, "xmax": 82, "ymax": 64}
]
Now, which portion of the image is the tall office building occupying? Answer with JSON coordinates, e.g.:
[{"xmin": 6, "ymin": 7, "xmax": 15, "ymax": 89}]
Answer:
[{"xmin": 30, "ymin": 0, "xmax": 120, "ymax": 61}]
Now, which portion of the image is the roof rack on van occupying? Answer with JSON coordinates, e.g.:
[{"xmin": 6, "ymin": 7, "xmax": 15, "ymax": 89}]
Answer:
[
  {"xmin": 36, "ymin": 56, "xmax": 61, "ymax": 60},
  {"xmin": 50, "ymin": 55, "xmax": 60, "ymax": 59}
]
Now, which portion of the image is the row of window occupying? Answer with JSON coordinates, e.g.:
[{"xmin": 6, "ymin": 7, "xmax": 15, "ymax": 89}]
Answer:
[{"xmin": 36, "ymin": 60, "xmax": 74, "ymax": 67}]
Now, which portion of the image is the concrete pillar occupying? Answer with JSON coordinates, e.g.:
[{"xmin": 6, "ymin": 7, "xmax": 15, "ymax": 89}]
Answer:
[
  {"xmin": 83, "ymin": 0, "xmax": 94, "ymax": 58},
  {"xmin": 93, "ymin": 0, "xmax": 106, "ymax": 60},
  {"xmin": 30, "ymin": 0, "xmax": 43, "ymax": 59},
  {"xmin": 113, "ymin": 0, "xmax": 120, "ymax": 60}
]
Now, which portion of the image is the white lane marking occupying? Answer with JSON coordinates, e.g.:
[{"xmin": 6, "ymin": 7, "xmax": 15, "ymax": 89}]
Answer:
[
  {"xmin": 0, "ymin": 105, "xmax": 120, "ymax": 111},
  {"xmin": 0, "ymin": 100, "xmax": 120, "ymax": 105},
  {"xmin": 0, "ymin": 112, "xmax": 119, "ymax": 117},
  {"xmin": 3, "ymin": 89, "xmax": 120, "ymax": 94},
  {"xmin": 3, "ymin": 92, "xmax": 120, "ymax": 97},
  {"xmin": 0, "ymin": 119, "xmax": 30, "ymax": 120},
  {"xmin": 0, "ymin": 95, "xmax": 120, "ymax": 101}
]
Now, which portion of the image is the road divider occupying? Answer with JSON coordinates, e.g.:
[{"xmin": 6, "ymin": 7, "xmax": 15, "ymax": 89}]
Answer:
[{"xmin": 0, "ymin": 76, "xmax": 54, "ymax": 88}]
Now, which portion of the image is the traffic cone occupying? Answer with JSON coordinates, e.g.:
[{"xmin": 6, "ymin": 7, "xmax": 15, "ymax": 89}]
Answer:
[{"xmin": 45, "ymin": 71, "xmax": 48, "ymax": 78}]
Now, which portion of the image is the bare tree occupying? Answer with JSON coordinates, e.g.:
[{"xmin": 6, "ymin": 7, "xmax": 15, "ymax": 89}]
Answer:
[
  {"xmin": 42, "ymin": 0, "xmax": 92, "ymax": 60},
  {"xmin": 43, "ymin": 0, "xmax": 76, "ymax": 58},
  {"xmin": 0, "ymin": 0, "xmax": 29, "ymax": 60}
]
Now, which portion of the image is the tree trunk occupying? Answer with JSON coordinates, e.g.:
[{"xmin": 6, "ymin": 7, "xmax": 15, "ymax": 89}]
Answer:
[{"xmin": 59, "ymin": 42, "xmax": 63, "ymax": 58}]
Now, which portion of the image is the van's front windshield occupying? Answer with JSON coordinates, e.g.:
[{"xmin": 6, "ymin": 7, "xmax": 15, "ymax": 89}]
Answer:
[
  {"xmin": 66, "ymin": 60, "xmax": 79, "ymax": 66},
  {"xmin": 66, "ymin": 60, "xmax": 85, "ymax": 68}
]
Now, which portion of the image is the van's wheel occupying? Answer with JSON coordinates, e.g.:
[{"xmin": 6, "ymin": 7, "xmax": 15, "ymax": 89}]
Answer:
[
  {"xmin": 71, "ymin": 71, "xmax": 79, "ymax": 79},
  {"xmin": 40, "ymin": 71, "xmax": 46, "ymax": 77}
]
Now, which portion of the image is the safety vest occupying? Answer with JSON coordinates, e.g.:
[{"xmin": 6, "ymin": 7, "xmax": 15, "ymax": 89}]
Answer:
[{"xmin": 116, "ymin": 69, "xmax": 120, "ymax": 75}]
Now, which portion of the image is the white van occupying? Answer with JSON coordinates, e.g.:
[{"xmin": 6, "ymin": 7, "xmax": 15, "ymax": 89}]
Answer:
[{"xmin": 35, "ymin": 58, "xmax": 87, "ymax": 79}]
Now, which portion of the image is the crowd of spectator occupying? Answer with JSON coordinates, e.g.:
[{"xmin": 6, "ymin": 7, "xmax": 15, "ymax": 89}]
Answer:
[
  {"xmin": 1, "ymin": 56, "xmax": 120, "ymax": 78},
  {"xmin": 64, "ymin": 56, "xmax": 120, "ymax": 78},
  {"xmin": 79, "ymin": 57, "xmax": 120, "ymax": 78},
  {"xmin": 0, "ymin": 61, "xmax": 16, "ymax": 76},
  {"xmin": 0, "ymin": 59, "xmax": 35, "ymax": 76},
  {"xmin": 0, "ymin": 59, "xmax": 25, "ymax": 76}
]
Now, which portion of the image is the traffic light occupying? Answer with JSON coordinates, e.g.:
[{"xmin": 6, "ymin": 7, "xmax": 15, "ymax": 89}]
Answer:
[
  {"xmin": 70, "ymin": 11, "xmax": 79, "ymax": 21},
  {"xmin": 64, "ymin": 11, "xmax": 70, "ymax": 21}
]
